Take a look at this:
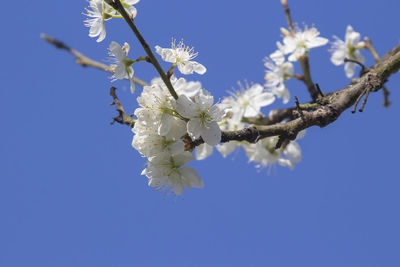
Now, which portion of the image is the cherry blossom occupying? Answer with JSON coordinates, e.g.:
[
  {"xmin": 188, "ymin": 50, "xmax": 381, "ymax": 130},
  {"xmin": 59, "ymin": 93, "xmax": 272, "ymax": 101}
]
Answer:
[
  {"xmin": 330, "ymin": 25, "xmax": 365, "ymax": 78},
  {"xmin": 155, "ymin": 39, "xmax": 207, "ymax": 75}
]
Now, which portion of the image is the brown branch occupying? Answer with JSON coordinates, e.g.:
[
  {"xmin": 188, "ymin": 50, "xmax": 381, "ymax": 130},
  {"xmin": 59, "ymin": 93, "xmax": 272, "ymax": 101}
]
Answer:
[
  {"xmin": 192, "ymin": 43, "xmax": 400, "ymax": 148},
  {"xmin": 110, "ymin": 87, "xmax": 135, "ymax": 127},
  {"xmin": 41, "ymin": 33, "xmax": 148, "ymax": 87}
]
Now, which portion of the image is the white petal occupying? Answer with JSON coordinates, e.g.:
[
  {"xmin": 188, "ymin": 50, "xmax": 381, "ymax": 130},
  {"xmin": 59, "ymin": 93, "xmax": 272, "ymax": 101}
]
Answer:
[
  {"xmin": 255, "ymin": 92, "xmax": 275, "ymax": 107},
  {"xmin": 331, "ymin": 49, "xmax": 345, "ymax": 66},
  {"xmin": 180, "ymin": 167, "xmax": 204, "ymax": 188},
  {"xmin": 89, "ymin": 19, "xmax": 103, "ymax": 37},
  {"xmin": 176, "ymin": 95, "xmax": 198, "ymax": 118},
  {"xmin": 201, "ymin": 121, "xmax": 221, "ymax": 146},
  {"xmin": 109, "ymin": 41, "xmax": 124, "ymax": 60},
  {"xmin": 148, "ymin": 177, "xmax": 168, "ymax": 187},
  {"xmin": 344, "ymin": 62, "xmax": 356, "ymax": 78},
  {"xmin": 158, "ymin": 113, "xmax": 172, "ymax": 136},
  {"xmin": 169, "ymin": 141, "xmax": 185, "ymax": 155},
  {"xmin": 177, "ymin": 62, "xmax": 194, "ymax": 75},
  {"xmin": 216, "ymin": 142, "xmax": 237, "ymax": 157},
  {"xmin": 172, "ymin": 182, "xmax": 184, "ymax": 195},
  {"xmin": 195, "ymin": 89, "xmax": 214, "ymax": 110},
  {"xmin": 187, "ymin": 118, "xmax": 202, "ymax": 139},
  {"xmin": 173, "ymin": 151, "xmax": 195, "ymax": 166},
  {"xmin": 114, "ymin": 63, "xmax": 127, "ymax": 79},
  {"xmin": 127, "ymin": 6, "xmax": 137, "ymax": 18},
  {"xmin": 193, "ymin": 62, "xmax": 207, "ymax": 75},
  {"xmin": 96, "ymin": 25, "xmax": 106, "ymax": 43},
  {"xmin": 195, "ymin": 143, "xmax": 213, "ymax": 160}
]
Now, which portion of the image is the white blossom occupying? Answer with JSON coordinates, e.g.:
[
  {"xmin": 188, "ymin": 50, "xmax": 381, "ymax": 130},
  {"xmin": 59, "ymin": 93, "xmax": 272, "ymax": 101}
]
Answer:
[
  {"xmin": 132, "ymin": 118, "xmax": 186, "ymax": 158},
  {"xmin": 330, "ymin": 25, "xmax": 365, "ymax": 78},
  {"xmin": 155, "ymin": 39, "xmax": 207, "ymax": 75},
  {"xmin": 135, "ymin": 82, "xmax": 177, "ymax": 136},
  {"xmin": 264, "ymin": 55, "xmax": 293, "ymax": 104},
  {"xmin": 176, "ymin": 89, "xmax": 227, "ymax": 146},
  {"xmin": 84, "ymin": 0, "xmax": 113, "ymax": 42},
  {"xmin": 283, "ymin": 26, "xmax": 329, "ymax": 61},
  {"xmin": 142, "ymin": 152, "xmax": 204, "ymax": 195},
  {"xmin": 244, "ymin": 137, "xmax": 302, "ymax": 171},
  {"xmin": 108, "ymin": 41, "xmax": 136, "ymax": 93},
  {"xmin": 235, "ymin": 84, "xmax": 275, "ymax": 118}
]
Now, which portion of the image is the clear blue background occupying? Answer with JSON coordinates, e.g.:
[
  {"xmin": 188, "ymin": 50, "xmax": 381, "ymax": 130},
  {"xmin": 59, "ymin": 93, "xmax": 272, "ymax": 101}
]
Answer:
[{"xmin": 1, "ymin": 0, "xmax": 400, "ymax": 266}]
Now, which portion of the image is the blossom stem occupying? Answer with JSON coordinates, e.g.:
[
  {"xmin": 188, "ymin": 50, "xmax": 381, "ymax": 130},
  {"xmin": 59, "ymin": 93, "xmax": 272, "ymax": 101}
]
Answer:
[
  {"xmin": 132, "ymin": 56, "xmax": 151, "ymax": 64},
  {"xmin": 107, "ymin": 0, "xmax": 179, "ymax": 100},
  {"xmin": 110, "ymin": 15, "xmax": 124, "ymax": 18}
]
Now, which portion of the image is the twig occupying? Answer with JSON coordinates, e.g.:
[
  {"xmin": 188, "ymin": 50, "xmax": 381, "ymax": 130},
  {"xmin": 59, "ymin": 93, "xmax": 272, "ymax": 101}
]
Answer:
[
  {"xmin": 382, "ymin": 86, "xmax": 391, "ymax": 107},
  {"xmin": 281, "ymin": 0, "xmax": 294, "ymax": 34},
  {"xmin": 359, "ymin": 87, "xmax": 371, "ymax": 112},
  {"xmin": 351, "ymin": 89, "xmax": 366, "ymax": 113},
  {"xmin": 315, "ymin": 83, "xmax": 324, "ymax": 97},
  {"xmin": 294, "ymin": 96, "xmax": 305, "ymax": 121},
  {"xmin": 110, "ymin": 87, "xmax": 135, "ymax": 127},
  {"xmin": 106, "ymin": 0, "xmax": 179, "ymax": 100},
  {"xmin": 41, "ymin": 33, "xmax": 148, "ymax": 87}
]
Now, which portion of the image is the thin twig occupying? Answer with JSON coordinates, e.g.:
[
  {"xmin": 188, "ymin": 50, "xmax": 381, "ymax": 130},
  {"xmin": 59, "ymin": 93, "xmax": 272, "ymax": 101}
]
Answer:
[
  {"xmin": 295, "ymin": 96, "xmax": 305, "ymax": 121},
  {"xmin": 359, "ymin": 87, "xmax": 371, "ymax": 112},
  {"xmin": 110, "ymin": 86, "xmax": 136, "ymax": 127},
  {"xmin": 281, "ymin": 0, "xmax": 294, "ymax": 34},
  {"xmin": 41, "ymin": 33, "xmax": 148, "ymax": 87},
  {"xmin": 351, "ymin": 89, "xmax": 366, "ymax": 113},
  {"xmin": 315, "ymin": 83, "xmax": 324, "ymax": 97},
  {"xmin": 382, "ymin": 86, "xmax": 391, "ymax": 107}
]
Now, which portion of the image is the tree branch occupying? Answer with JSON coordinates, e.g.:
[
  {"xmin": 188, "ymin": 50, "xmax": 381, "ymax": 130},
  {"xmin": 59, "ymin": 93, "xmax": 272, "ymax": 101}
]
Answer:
[
  {"xmin": 193, "ymin": 43, "xmax": 400, "ymax": 148},
  {"xmin": 41, "ymin": 33, "xmax": 148, "ymax": 87}
]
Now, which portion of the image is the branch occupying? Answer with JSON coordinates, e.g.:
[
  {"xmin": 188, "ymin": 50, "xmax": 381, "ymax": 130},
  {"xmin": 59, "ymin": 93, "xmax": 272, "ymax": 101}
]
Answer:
[
  {"xmin": 41, "ymin": 33, "xmax": 148, "ymax": 87},
  {"xmin": 193, "ymin": 43, "xmax": 400, "ymax": 148},
  {"xmin": 106, "ymin": 0, "xmax": 179, "ymax": 100},
  {"xmin": 110, "ymin": 87, "xmax": 135, "ymax": 127}
]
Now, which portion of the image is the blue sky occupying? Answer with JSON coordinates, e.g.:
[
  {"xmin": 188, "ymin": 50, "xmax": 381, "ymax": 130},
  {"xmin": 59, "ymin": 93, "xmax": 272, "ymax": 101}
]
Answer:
[{"xmin": 1, "ymin": 0, "xmax": 400, "ymax": 266}]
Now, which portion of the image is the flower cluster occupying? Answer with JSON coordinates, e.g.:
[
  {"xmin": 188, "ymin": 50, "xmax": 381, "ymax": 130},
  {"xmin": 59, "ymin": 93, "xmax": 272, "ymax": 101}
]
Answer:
[{"xmin": 132, "ymin": 75, "xmax": 227, "ymax": 195}]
